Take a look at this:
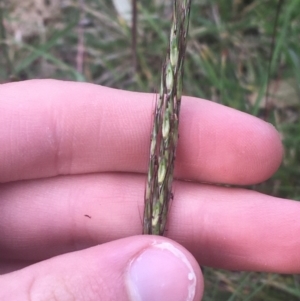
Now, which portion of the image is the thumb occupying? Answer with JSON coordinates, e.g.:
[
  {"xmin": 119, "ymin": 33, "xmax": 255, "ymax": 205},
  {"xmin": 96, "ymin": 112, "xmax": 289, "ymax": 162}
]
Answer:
[{"xmin": 1, "ymin": 235, "xmax": 204, "ymax": 301}]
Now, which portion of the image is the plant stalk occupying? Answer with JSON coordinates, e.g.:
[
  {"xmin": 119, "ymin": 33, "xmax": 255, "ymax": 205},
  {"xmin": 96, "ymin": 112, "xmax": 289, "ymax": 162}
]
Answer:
[{"xmin": 143, "ymin": 0, "xmax": 192, "ymax": 235}]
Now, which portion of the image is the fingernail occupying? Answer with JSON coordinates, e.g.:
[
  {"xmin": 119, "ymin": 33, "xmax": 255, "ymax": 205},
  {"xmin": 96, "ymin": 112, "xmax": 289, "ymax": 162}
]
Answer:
[{"xmin": 126, "ymin": 242, "xmax": 196, "ymax": 301}]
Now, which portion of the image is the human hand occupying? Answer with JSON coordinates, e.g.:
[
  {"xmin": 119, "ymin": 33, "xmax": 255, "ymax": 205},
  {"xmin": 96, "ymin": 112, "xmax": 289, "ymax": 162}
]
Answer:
[{"xmin": 1, "ymin": 80, "xmax": 297, "ymax": 300}]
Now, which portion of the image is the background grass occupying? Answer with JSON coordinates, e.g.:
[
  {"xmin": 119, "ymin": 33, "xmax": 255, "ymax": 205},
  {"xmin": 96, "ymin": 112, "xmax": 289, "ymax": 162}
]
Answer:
[{"xmin": 1, "ymin": 0, "xmax": 300, "ymax": 299}]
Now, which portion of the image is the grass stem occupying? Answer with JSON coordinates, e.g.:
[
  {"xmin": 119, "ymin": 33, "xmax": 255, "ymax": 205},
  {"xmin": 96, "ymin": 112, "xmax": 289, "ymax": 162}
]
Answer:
[{"xmin": 143, "ymin": 0, "xmax": 192, "ymax": 235}]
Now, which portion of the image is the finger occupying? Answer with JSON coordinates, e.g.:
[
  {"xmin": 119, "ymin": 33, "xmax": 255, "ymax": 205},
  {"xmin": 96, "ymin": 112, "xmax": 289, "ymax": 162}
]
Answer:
[
  {"xmin": 0, "ymin": 79, "xmax": 282, "ymax": 184},
  {"xmin": 0, "ymin": 236, "xmax": 203, "ymax": 301},
  {"xmin": 1, "ymin": 174, "xmax": 299, "ymax": 273}
]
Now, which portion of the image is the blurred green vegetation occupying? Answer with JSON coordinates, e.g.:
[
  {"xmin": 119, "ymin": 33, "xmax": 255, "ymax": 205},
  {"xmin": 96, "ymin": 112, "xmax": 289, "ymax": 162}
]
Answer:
[{"xmin": 1, "ymin": 0, "xmax": 300, "ymax": 299}]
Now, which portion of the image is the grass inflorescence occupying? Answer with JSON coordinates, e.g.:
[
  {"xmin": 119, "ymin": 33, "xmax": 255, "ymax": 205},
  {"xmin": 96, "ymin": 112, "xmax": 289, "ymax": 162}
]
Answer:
[{"xmin": 143, "ymin": 0, "xmax": 192, "ymax": 235}]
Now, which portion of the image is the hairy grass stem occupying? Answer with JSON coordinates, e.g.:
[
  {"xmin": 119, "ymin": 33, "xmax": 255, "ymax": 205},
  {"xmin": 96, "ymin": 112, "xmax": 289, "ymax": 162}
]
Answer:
[{"xmin": 143, "ymin": 0, "xmax": 192, "ymax": 235}]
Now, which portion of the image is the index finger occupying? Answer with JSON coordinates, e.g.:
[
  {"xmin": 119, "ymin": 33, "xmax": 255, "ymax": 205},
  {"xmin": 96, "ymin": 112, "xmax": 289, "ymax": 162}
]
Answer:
[{"xmin": 0, "ymin": 79, "xmax": 282, "ymax": 184}]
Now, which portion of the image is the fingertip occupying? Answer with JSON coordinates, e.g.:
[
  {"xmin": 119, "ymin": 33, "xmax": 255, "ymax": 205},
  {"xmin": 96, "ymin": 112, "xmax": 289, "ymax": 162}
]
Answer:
[
  {"xmin": 126, "ymin": 237, "xmax": 204, "ymax": 301},
  {"xmin": 254, "ymin": 121, "xmax": 283, "ymax": 182},
  {"xmin": 235, "ymin": 117, "xmax": 283, "ymax": 184},
  {"xmin": 178, "ymin": 97, "xmax": 284, "ymax": 185}
]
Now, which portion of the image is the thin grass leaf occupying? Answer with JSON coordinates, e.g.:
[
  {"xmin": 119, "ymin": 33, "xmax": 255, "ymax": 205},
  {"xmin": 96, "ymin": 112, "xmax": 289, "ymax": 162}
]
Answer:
[
  {"xmin": 20, "ymin": 43, "xmax": 86, "ymax": 81},
  {"xmin": 15, "ymin": 20, "xmax": 77, "ymax": 74}
]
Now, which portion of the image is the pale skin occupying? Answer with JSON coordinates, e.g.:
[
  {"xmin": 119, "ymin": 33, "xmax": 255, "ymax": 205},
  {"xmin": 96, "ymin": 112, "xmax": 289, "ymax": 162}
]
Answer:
[{"xmin": 0, "ymin": 79, "xmax": 299, "ymax": 300}]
